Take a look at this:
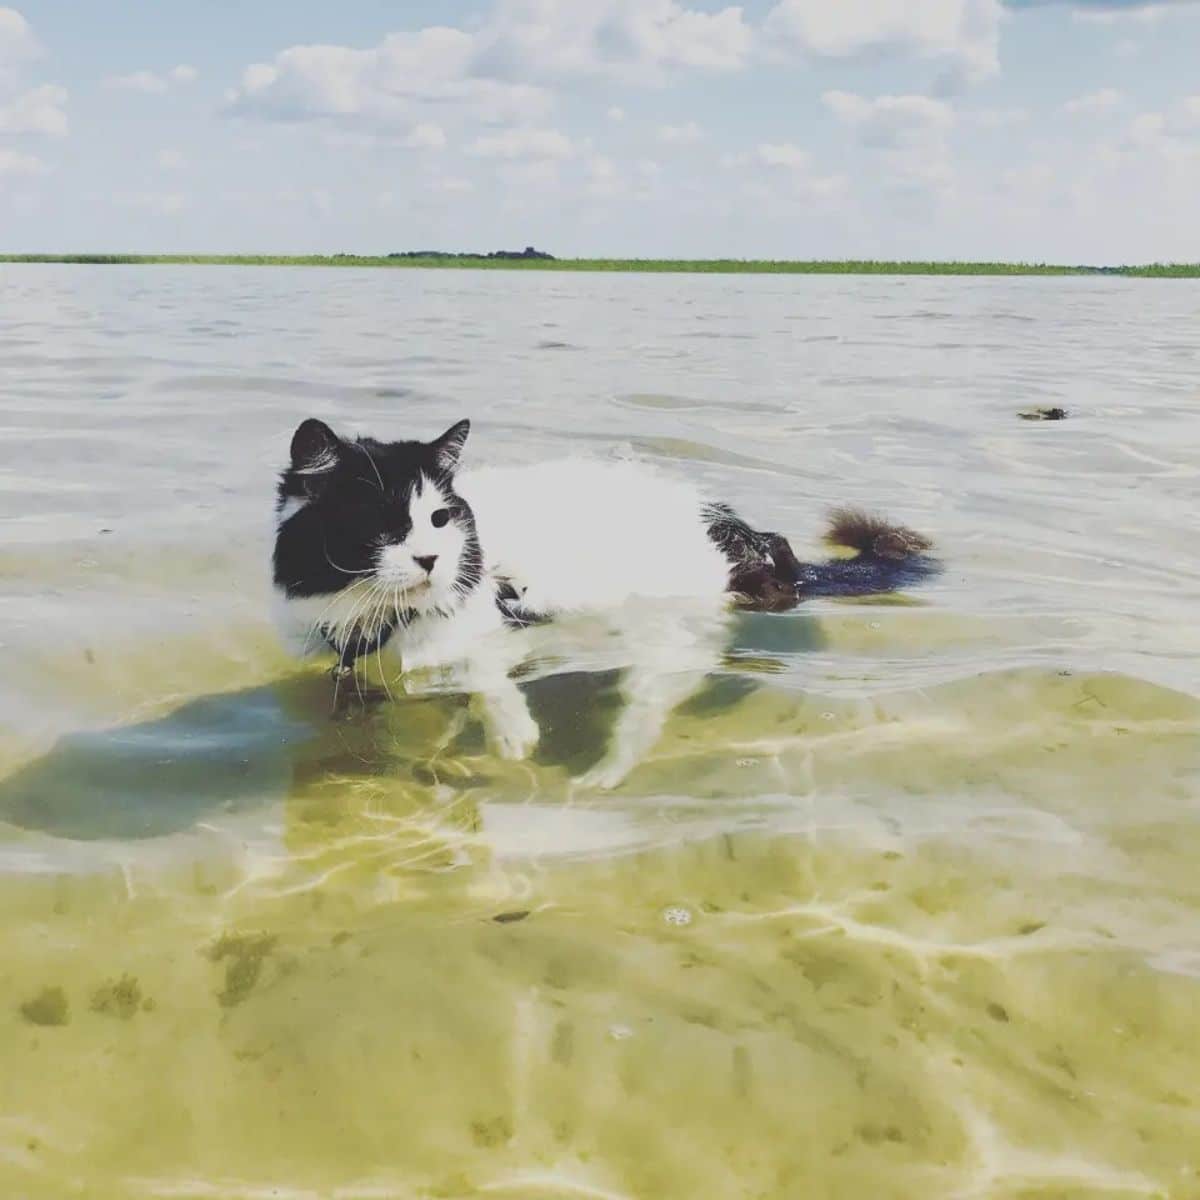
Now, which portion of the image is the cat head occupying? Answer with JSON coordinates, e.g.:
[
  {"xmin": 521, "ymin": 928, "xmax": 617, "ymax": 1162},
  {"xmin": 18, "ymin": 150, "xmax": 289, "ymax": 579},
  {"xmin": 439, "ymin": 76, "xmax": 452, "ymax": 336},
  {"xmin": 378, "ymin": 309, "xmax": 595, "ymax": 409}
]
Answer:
[{"xmin": 272, "ymin": 418, "xmax": 481, "ymax": 619}]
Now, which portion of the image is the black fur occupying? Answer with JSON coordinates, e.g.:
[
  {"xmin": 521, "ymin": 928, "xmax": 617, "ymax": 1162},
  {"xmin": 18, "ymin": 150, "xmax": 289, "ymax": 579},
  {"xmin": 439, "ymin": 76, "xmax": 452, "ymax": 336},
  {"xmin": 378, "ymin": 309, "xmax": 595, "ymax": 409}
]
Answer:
[
  {"xmin": 276, "ymin": 418, "xmax": 939, "ymax": 668},
  {"xmin": 494, "ymin": 578, "xmax": 550, "ymax": 629},
  {"xmin": 704, "ymin": 502, "xmax": 939, "ymax": 611},
  {"xmin": 273, "ymin": 419, "xmax": 482, "ymax": 668}
]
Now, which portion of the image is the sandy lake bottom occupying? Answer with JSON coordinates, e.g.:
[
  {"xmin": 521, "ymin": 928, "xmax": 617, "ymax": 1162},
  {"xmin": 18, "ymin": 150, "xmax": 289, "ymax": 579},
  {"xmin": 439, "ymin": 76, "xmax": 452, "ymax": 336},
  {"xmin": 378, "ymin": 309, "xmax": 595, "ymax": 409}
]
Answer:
[{"xmin": 1, "ymin": 265, "xmax": 1198, "ymax": 1198}]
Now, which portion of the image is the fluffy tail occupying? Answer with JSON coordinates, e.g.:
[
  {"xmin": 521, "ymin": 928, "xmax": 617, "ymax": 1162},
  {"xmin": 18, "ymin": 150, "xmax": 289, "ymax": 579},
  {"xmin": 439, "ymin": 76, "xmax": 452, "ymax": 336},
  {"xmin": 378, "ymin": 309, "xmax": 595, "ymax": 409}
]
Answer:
[
  {"xmin": 795, "ymin": 507, "xmax": 940, "ymax": 598},
  {"xmin": 710, "ymin": 503, "xmax": 940, "ymax": 610}
]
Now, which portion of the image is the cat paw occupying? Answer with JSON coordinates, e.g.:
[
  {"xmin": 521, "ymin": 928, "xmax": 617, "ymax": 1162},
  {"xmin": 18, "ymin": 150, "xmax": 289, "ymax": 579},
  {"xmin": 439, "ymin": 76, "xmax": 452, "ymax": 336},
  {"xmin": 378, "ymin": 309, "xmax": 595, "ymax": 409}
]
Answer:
[
  {"xmin": 490, "ymin": 711, "xmax": 540, "ymax": 761},
  {"xmin": 576, "ymin": 756, "xmax": 634, "ymax": 791}
]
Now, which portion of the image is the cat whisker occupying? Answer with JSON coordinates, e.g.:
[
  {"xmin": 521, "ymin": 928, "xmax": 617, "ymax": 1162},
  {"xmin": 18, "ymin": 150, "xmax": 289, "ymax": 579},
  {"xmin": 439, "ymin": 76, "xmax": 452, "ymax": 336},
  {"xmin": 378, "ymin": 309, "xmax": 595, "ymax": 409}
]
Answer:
[
  {"xmin": 333, "ymin": 578, "xmax": 387, "ymax": 709},
  {"xmin": 322, "ymin": 542, "xmax": 373, "ymax": 577},
  {"xmin": 302, "ymin": 575, "xmax": 376, "ymax": 658},
  {"xmin": 359, "ymin": 443, "xmax": 386, "ymax": 495},
  {"xmin": 375, "ymin": 589, "xmax": 398, "ymax": 704}
]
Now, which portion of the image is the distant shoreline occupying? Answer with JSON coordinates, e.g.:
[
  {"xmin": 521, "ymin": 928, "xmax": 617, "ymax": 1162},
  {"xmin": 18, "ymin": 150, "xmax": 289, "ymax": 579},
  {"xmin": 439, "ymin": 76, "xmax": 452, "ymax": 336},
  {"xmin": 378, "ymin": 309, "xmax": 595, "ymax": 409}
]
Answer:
[{"xmin": 1, "ymin": 254, "xmax": 1197, "ymax": 277}]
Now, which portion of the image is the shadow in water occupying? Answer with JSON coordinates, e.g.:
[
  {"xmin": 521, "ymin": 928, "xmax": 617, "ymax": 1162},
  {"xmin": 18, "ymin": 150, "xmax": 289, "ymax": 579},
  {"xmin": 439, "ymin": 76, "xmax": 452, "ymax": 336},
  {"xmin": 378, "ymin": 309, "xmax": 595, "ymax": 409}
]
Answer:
[
  {"xmin": 0, "ymin": 610, "xmax": 826, "ymax": 843},
  {"xmin": 0, "ymin": 683, "xmax": 316, "ymax": 841}
]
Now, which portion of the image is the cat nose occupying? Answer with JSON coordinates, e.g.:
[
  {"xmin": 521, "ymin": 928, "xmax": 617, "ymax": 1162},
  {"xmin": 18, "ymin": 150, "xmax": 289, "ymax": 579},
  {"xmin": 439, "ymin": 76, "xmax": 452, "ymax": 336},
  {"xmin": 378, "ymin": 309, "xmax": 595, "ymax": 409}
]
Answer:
[{"xmin": 414, "ymin": 555, "xmax": 438, "ymax": 575}]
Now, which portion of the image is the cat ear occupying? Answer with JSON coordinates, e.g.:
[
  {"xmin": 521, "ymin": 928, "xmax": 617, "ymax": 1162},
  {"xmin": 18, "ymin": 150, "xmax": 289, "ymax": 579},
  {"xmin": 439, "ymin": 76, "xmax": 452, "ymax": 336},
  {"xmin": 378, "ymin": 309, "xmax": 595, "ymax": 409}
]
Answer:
[
  {"xmin": 430, "ymin": 419, "xmax": 470, "ymax": 473},
  {"xmin": 290, "ymin": 419, "xmax": 341, "ymax": 475}
]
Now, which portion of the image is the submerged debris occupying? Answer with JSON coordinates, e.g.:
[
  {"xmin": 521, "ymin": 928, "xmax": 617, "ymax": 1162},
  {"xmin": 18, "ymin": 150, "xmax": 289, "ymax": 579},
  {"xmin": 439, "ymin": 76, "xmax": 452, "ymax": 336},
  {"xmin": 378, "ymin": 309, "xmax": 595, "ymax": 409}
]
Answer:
[
  {"xmin": 20, "ymin": 986, "xmax": 70, "ymax": 1027},
  {"xmin": 1018, "ymin": 406, "xmax": 1068, "ymax": 421}
]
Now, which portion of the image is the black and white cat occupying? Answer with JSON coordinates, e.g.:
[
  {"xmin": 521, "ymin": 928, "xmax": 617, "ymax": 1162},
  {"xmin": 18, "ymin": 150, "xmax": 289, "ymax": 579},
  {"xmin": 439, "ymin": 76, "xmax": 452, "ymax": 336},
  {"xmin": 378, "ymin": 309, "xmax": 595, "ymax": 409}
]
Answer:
[{"xmin": 272, "ymin": 418, "xmax": 938, "ymax": 785}]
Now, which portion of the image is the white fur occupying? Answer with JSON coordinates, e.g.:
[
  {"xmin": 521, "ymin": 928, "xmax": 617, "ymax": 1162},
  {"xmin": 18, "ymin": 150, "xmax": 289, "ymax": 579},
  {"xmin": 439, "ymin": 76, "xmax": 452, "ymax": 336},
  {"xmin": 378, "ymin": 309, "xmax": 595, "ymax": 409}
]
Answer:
[
  {"xmin": 275, "ymin": 454, "xmax": 737, "ymax": 784},
  {"xmin": 375, "ymin": 475, "xmax": 470, "ymax": 616},
  {"xmin": 458, "ymin": 458, "xmax": 731, "ymax": 611}
]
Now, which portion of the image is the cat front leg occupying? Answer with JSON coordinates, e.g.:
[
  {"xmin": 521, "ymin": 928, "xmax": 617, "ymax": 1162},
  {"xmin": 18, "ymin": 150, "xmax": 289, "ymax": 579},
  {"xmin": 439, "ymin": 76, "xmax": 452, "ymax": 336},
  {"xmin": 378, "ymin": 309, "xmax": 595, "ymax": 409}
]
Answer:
[
  {"xmin": 459, "ymin": 643, "xmax": 540, "ymax": 761},
  {"xmin": 470, "ymin": 675, "xmax": 539, "ymax": 760}
]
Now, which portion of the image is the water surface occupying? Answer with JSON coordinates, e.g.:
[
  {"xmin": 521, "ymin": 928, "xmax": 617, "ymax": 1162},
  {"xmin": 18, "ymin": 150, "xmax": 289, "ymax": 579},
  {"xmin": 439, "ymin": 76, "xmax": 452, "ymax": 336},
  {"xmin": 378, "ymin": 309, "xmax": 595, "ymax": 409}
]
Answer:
[{"xmin": 2, "ymin": 265, "xmax": 1199, "ymax": 1199}]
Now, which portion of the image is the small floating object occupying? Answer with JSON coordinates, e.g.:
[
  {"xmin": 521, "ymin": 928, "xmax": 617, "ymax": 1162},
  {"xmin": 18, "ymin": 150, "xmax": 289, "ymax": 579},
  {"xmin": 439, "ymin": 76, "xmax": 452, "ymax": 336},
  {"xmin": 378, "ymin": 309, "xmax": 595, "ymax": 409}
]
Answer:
[
  {"xmin": 1018, "ymin": 407, "xmax": 1068, "ymax": 421},
  {"xmin": 492, "ymin": 910, "xmax": 530, "ymax": 924},
  {"xmin": 662, "ymin": 906, "xmax": 693, "ymax": 927}
]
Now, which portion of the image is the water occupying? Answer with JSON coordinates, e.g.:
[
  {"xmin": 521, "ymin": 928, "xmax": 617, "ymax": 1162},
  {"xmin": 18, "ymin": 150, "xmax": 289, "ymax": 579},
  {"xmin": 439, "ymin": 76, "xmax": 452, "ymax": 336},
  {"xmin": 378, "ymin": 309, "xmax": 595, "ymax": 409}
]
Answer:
[{"xmin": 2, "ymin": 265, "xmax": 1199, "ymax": 1199}]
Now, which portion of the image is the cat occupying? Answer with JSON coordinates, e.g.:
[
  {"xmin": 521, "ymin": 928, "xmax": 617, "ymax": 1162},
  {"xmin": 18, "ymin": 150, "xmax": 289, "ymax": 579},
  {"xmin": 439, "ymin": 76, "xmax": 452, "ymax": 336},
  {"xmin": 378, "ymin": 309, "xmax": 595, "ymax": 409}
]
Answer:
[{"xmin": 272, "ymin": 417, "xmax": 939, "ymax": 787}]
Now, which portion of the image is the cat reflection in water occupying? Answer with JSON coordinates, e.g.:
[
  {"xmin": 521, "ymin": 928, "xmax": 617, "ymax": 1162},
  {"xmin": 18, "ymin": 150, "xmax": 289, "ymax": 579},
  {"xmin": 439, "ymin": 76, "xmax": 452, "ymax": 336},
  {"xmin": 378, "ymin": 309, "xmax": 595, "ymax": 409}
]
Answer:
[{"xmin": 272, "ymin": 418, "xmax": 938, "ymax": 788}]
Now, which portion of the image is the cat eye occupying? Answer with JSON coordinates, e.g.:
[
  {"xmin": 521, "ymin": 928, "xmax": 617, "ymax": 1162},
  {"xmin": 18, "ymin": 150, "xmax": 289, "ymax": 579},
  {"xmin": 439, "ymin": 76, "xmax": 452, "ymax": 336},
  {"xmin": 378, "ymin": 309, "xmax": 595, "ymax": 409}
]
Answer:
[{"xmin": 431, "ymin": 508, "xmax": 451, "ymax": 528}]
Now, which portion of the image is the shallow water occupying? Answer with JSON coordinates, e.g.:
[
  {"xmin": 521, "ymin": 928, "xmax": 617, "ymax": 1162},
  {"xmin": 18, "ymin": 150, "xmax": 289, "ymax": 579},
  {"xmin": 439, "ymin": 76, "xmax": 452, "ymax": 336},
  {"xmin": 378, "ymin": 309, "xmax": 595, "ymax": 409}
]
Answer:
[{"xmin": 2, "ymin": 264, "xmax": 1199, "ymax": 1199}]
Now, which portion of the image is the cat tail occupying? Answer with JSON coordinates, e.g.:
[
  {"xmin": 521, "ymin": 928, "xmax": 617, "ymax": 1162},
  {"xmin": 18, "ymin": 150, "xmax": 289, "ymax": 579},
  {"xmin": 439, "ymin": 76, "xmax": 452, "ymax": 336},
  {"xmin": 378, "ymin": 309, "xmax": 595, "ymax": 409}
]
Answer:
[
  {"xmin": 717, "ymin": 505, "xmax": 940, "ymax": 609},
  {"xmin": 796, "ymin": 507, "xmax": 941, "ymax": 598}
]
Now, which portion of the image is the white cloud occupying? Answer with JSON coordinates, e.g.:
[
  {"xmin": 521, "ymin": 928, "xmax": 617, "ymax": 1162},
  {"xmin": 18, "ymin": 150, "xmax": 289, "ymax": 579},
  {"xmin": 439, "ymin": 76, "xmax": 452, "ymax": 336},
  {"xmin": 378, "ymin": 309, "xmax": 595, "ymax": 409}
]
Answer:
[
  {"xmin": 495, "ymin": 158, "xmax": 563, "ymax": 192},
  {"xmin": 720, "ymin": 141, "xmax": 847, "ymax": 206},
  {"xmin": 105, "ymin": 70, "xmax": 169, "ymax": 94},
  {"xmin": 1071, "ymin": 4, "xmax": 1175, "ymax": 25},
  {"xmin": 1063, "ymin": 87, "xmax": 1124, "ymax": 115},
  {"xmin": 105, "ymin": 64, "xmax": 198, "ymax": 93},
  {"xmin": 587, "ymin": 153, "xmax": 617, "ymax": 180},
  {"xmin": 431, "ymin": 174, "xmax": 473, "ymax": 193},
  {"xmin": 585, "ymin": 152, "xmax": 622, "ymax": 196},
  {"xmin": 1000, "ymin": 161, "xmax": 1056, "ymax": 196},
  {"xmin": 757, "ymin": 141, "xmax": 809, "ymax": 169},
  {"xmin": 466, "ymin": 126, "xmax": 572, "ymax": 159},
  {"xmin": 1118, "ymin": 101, "xmax": 1200, "ymax": 151},
  {"xmin": 113, "ymin": 191, "xmax": 186, "ymax": 215},
  {"xmin": 0, "ymin": 146, "xmax": 44, "ymax": 175},
  {"xmin": 824, "ymin": 91, "xmax": 956, "ymax": 199},
  {"xmin": 0, "ymin": 7, "xmax": 36, "ymax": 71},
  {"xmin": 228, "ymin": 29, "xmax": 553, "ymax": 130},
  {"xmin": 0, "ymin": 82, "xmax": 67, "ymax": 136},
  {"xmin": 823, "ymin": 91, "xmax": 955, "ymax": 147},
  {"xmin": 765, "ymin": 0, "xmax": 1002, "ymax": 88},
  {"xmin": 1069, "ymin": 107, "xmax": 1200, "ymax": 262},
  {"xmin": 968, "ymin": 106, "xmax": 1030, "ymax": 129},
  {"xmin": 797, "ymin": 173, "xmax": 849, "ymax": 201},
  {"xmin": 157, "ymin": 148, "xmax": 187, "ymax": 171},
  {"xmin": 1174, "ymin": 94, "xmax": 1200, "ymax": 126},
  {"xmin": 403, "ymin": 122, "xmax": 446, "ymax": 149},
  {"xmin": 228, "ymin": 3, "xmax": 751, "ymax": 137},
  {"xmin": 751, "ymin": 141, "xmax": 846, "ymax": 203},
  {"xmin": 607, "ymin": 105, "xmax": 625, "ymax": 121},
  {"xmin": 658, "ymin": 120, "xmax": 703, "ymax": 144},
  {"xmin": 240, "ymin": 63, "xmax": 277, "ymax": 93},
  {"xmin": 476, "ymin": 0, "xmax": 752, "ymax": 78},
  {"xmin": 1094, "ymin": 107, "xmax": 1200, "ymax": 175}
]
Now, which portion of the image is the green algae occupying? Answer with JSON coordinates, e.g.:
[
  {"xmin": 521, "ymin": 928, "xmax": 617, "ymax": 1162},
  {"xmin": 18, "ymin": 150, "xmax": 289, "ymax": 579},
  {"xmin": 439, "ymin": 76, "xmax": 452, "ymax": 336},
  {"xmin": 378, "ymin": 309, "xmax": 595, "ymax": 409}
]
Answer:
[
  {"xmin": 206, "ymin": 932, "xmax": 278, "ymax": 1008},
  {"xmin": 90, "ymin": 974, "xmax": 144, "ymax": 1019},
  {"xmin": 18, "ymin": 986, "xmax": 69, "ymax": 1027}
]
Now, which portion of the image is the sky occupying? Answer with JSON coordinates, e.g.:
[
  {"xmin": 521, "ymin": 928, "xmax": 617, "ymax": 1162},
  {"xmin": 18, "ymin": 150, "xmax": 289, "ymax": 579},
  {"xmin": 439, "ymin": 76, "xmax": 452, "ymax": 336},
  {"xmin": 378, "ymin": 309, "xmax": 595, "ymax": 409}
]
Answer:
[{"xmin": 2, "ymin": 0, "xmax": 1199, "ymax": 262}]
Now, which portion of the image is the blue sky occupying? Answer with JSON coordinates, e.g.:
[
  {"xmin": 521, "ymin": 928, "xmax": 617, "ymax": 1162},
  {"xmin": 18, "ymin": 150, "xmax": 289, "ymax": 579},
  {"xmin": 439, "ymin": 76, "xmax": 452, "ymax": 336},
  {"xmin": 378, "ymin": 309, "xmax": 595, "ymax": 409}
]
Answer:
[{"xmin": 2, "ymin": 0, "xmax": 1199, "ymax": 261}]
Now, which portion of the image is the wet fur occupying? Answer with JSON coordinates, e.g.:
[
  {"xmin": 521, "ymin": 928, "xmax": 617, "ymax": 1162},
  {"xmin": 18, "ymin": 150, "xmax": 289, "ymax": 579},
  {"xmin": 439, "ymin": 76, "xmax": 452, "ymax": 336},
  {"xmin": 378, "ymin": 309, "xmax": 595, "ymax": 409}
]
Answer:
[
  {"xmin": 707, "ymin": 503, "xmax": 940, "ymax": 612},
  {"xmin": 271, "ymin": 418, "xmax": 940, "ymax": 784}
]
